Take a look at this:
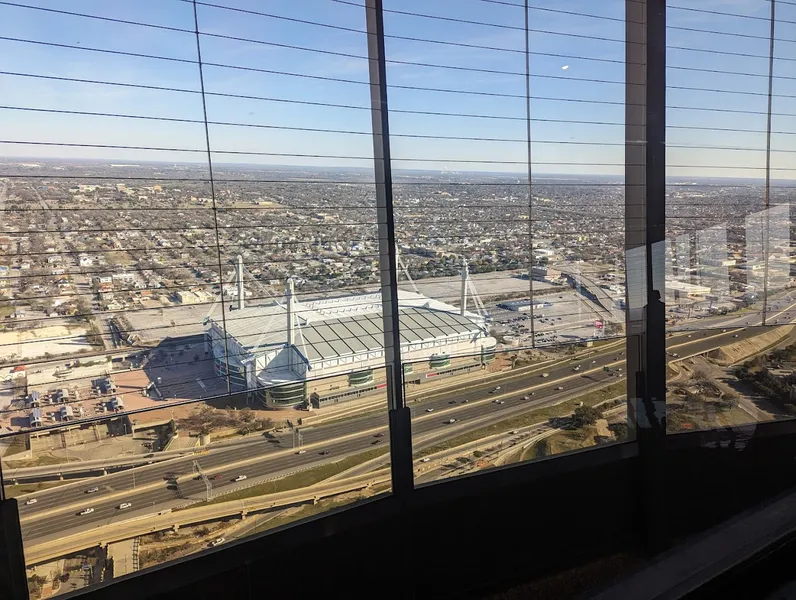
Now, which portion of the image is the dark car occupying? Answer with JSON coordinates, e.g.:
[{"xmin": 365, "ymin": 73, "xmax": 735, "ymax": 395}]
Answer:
[
  {"xmin": 319, "ymin": 450, "xmax": 331, "ymax": 456},
  {"xmin": 374, "ymin": 432, "xmax": 385, "ymax": 438}
]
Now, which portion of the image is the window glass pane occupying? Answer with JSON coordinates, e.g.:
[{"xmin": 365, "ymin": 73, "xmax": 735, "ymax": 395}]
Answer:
[
  {"xmin": 665, "ymin": 3, "xmax": 795, "ymax": 433},
  {"xmin": 380, "ymin": 0, "xmax": 631, "ymax": 484},
  {"xmin": 0, "ymin": 0, "xmax": 391, "ymax": 590}
]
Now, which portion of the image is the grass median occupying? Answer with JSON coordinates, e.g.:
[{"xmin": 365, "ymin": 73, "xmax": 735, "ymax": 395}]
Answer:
[
  {"xmin": 415, "ymin": 381, "xmax": 626, "ymax": 459},
  {"xmin": 195, "ymin": 446, "xmax": 390, "ymax": 506}
]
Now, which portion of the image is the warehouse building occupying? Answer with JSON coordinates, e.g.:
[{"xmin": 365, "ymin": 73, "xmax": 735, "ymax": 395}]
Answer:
[{"xmin": 204, "ymin": 257, "xmax": 497, "ymax": 408}]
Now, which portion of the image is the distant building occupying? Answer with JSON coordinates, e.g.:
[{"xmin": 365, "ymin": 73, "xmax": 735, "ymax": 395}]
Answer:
[
  {"xmin": 112, "ymin": 272, "xmax": 135, "ymax": 284},
  {"xmin": 176, "ymin": 290, "xmax": 203, "ymax": 305},
  {"xmin": 29, "ymin": 408, "xmax": 42, "ymax": 428},
  {"xmin": 59, "ymin": 405, "xmax": 74, "ymax": 421},
  {"xmin": 27, "ymin": 391, "xmax": 41, "ymax": 407},
  {"xmin": 498, "ymin": 299, "xmax": 552, "ymax": 313},
  {"xmin": 667, "ymin": 280, "xmax": 712, "ymax": 297},
  {"xmin": 109, "ymin": 396, "xmax": 124, "ymax": 411}
]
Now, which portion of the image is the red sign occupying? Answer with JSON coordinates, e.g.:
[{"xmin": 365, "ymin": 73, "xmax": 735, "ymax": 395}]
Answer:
[{"xmin": 594, "ymin": 320, "xmax": 604, "ymax": 329}]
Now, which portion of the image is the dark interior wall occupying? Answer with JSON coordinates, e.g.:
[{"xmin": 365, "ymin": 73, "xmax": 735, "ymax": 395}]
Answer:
[{"xmin": 665, "ymin": 422, "xmax": 796, "ymax": 542}]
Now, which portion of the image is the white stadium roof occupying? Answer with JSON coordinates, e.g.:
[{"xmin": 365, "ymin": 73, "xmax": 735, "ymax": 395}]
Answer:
[{"xmin": 208, "ymin": 290, "xmax": 487, "ymax": 361}]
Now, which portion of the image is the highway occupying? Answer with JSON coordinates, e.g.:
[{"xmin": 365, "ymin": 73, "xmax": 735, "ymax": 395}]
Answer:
[{"xmin": 12, "ymin": 325, "xmax": 770, "ymax": 543}]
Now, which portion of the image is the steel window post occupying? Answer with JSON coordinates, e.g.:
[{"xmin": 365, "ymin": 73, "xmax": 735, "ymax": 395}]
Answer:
[
  {"xmin": 625, "ymin": 0, "xmax": 668, "ymax": 553},
  {"xmin": 365, "ymin": 0, "xmax": 414, "ymax": 496}
]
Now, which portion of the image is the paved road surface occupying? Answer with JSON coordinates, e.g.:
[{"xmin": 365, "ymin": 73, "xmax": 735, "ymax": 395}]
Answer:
[{"xmin": 14, "ymin": 326, "xmax": 763, "ymax": 542}]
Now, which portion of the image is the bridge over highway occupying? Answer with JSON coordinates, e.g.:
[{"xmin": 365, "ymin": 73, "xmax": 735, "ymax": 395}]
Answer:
[
  {"xmin": 24, "ymin": 472, "xmax": 388, "ymax": 565},
  {"xmin": 557, "ymin": 266, "xmax": 620, "ymax": 317}
]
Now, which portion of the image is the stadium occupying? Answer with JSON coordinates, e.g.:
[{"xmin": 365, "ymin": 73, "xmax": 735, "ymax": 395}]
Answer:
[{"xmin": 204, "ymin": 258, "xmax": 498, "ymax": 408}]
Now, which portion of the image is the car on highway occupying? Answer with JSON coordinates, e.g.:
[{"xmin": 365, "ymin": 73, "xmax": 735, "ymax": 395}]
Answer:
[
  {"xmin": 25, "ymin": 498, "xmax": 37, "ymax": 505},
  {"xmin": 555, "ymin": 386, "xmax": 564, "ymax": 390},
  {"xmin": 371, "ymin": 440, "xmax": 381, "ymax": 445},
  {"xmin": 420, "ymin": 457, "xmax": 430, "ymax": 463},
  {"xmin": 733, "ymin": 334, "xmax": 740, "ymax": 338},
  {"xmin": 573, "ymin": 365, "xmax": 581, "ymax": 371},
  {"xmin": 118, "ymin": 502, "xmax": 132, "ymax": 510},
  {"xmin": 85, "ymin": 487, "xmax": 99, "ymax": 494},
  {"xmin": 79, "ymin": 508, "xmax": 94, "ymax": 516},
  {"xmin": 211, "ymin": 537, "xmax": 225, "ymax": 547},
  {"xmin": 296, "ymin": 450, "xmax": 306, "ymax": 455},
  {"xmin": 445, "ymin": 418, "xmax": 457, "ymax": 424},
  {"xmin": 233, "ymin": 475, "xmax": 247, "ymax": 482},
  {"xmin": 541, "ymin": 373, "xmax": 550, "ymax": 378},
  {"xmin": 522, "ymin": 395, "xmax": 530, "ymax": 400},
  {"xmin": 462, "ymin": 399, "xmax": 469, "ymax": 403},
  {"xmin": 489, "ymin": 386, "xmax": 501, "ymax": 393},
  {"xmin": 448, "ymin": 400, "xmax": 456, "ymax": 404},
  {"xmin": 374, "ymin": 432, "xmax": 385, "ymax": 438},
  {"xmin": 425, "ymin": 408, "xmax": 434, "ymax": 413},
  {"xmin": 209, "ymin": 474, "xmax": 222, "ymax": 480}
]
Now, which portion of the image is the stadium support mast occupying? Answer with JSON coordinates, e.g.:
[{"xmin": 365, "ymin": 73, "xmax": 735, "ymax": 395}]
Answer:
[
  {"xmin": 236, "ymin": 254, "xmax": 245, "ymax": 310},
  {"xmin": 460, "ymin": 258, "xmax": 469, "ymax": 316}
]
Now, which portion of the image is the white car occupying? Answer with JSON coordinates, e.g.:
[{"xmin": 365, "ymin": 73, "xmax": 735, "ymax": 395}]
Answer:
[
  {"xmin": 420, "ymin": 457, "xmax": 431, "ymax": 463},
  {"xmin": 445, "ymin": 418, "xmax": 457, "ymax": 424},
  {"xmin": 233, "ymin": 475, "xmax": 247, "ymax": 482},
  {"xmin": 555, "ymin": 386, "xmax": 564, "ymax": 390},
  {"xmin": 522, "ymin": 395, "xmax": 530, "ymax": 401},
  {"xmin": 541, "ymin": 373, "xmax": 550, "ymax": 378},
  {"xmin": 25, "ymin": 498, "xmax": 37, "ymax": 505},
  {"xmin": 79, "ymin": 508, "xmax": 94, "ymax": 516},
  {"xmin": 425, "ymin": 408, "xmax": 434, "ymax": 413},
  {"xmin": 211, "ymin": 537, "xmax": 225, "ymax": 547},
  {"xmin": 296, "ymin": 450, "xmax": 306, "ymax": 455},
  {"xmin": 86, "ymin": 487, "xmax": 99, "ymax": 494},
  {"xmin": 118, "ymin": 502, "xmax": 132, "ymax": 510}
]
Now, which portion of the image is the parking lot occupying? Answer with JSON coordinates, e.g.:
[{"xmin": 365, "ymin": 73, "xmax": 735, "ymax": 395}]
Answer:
[{"xmin": 489, "ymin": 290, "xmax": 611, "ymax": 347}]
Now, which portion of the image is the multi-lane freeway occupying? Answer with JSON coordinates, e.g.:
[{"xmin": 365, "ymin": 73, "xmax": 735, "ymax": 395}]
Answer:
[{"xmin": 11, "ymin": 325, "xmax": 781, "ymax": 545}]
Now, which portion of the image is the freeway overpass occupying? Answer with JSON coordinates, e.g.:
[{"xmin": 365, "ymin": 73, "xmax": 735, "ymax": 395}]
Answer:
[
  {"xmin": 24, "ymin": 472, "xmax": 389, "ymax": 565},
  {"xmin": 14, "ymin": 326, "xmax": 756, "ymax": 548},
  {"xmin": 557, "ymin": 266, "xmax": 620, "ymax": 316}
]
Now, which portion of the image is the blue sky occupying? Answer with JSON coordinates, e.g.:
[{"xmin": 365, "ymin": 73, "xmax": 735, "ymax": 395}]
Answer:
[{"xmin": 0, "ymin": 0, "xmax": 792, "ymax": 178}]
